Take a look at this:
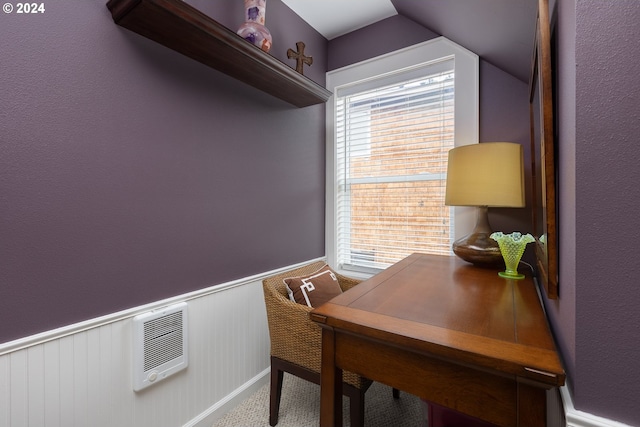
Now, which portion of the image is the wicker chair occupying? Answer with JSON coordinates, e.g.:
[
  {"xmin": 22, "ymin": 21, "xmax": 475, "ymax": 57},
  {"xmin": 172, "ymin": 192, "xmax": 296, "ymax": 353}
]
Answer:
[{"xmin": 262, "ymin": 261, "xmax": 398, "ymax": 427}]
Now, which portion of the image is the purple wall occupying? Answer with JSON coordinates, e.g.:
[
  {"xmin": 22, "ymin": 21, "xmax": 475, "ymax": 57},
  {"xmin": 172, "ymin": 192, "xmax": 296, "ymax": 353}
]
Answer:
[
  {"xmin": 0, "ymin": 0, "xmax": 327, "ymax": 344},
  {"xmin": 537, "ymin": 0, "xmax": 640, "ymax": 424},
  {"xmin": 478, "ymin": 61, "xmax": 533, "ymax": 258},
  {"xmin": 328, "ymin": 15, "xmax": 439, "ymax": 71},
  {"xmin": 573, "ymin": 1, "xmax": 640, "ymax": 423}
]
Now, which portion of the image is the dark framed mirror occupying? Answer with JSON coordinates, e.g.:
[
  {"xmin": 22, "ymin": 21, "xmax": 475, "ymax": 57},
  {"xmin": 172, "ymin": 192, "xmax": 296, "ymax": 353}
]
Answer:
[{"xmin": 529, "ymin": 0, "xmax": 558, "ymax": 299}]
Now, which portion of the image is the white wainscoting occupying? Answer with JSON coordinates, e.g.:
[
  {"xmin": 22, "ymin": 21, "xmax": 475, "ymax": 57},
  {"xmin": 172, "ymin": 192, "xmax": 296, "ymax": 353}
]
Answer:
[{"xmin": 0, "ymin": 258, "xmax": 323, "ymax": 427}]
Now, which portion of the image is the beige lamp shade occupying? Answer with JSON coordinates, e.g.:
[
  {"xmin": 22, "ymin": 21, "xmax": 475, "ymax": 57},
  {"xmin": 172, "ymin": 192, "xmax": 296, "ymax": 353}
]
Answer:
[{"xmin": 445, "ymin": 142, "xmax": 525, "ymax": 208}]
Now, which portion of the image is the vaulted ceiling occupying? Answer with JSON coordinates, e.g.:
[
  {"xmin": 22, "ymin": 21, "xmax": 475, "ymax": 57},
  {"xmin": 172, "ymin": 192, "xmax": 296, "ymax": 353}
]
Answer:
[{"xmin": 282, "ymin": 0, "xmax": 539, "ymax": 83}]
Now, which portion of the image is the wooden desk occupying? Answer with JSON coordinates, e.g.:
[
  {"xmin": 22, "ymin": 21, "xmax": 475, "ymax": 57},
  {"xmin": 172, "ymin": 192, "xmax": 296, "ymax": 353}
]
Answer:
[{"xmin": 310, "ymin": 253, "xmax": 565, "ymax": 427}]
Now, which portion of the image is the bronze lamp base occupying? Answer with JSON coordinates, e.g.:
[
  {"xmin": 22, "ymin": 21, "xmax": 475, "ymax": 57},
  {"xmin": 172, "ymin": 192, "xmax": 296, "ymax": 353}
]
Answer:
[{"xmin": 452, "ymin": 206, "xmax": 504, "ymax": 267}]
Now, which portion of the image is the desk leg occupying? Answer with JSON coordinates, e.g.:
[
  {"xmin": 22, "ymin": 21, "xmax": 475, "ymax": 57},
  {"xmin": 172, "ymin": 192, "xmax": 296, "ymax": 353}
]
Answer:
[
  {"xmin": 320, "ymin": 327, "xmax": 343, "ymax": 427},
  {"xmin": 517, "ymin": 383, "xmax": 546, "ymax": 427}
]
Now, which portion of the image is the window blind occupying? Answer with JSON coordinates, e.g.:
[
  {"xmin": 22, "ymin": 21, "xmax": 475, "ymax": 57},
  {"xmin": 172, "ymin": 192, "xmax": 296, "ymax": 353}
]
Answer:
[{"xmin": 335, "ymin": 62, "xmax": 455, "ymax": 272}]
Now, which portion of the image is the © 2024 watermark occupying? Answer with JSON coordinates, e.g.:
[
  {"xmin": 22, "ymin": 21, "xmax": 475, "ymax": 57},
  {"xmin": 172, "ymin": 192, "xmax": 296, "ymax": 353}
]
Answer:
[{"xmin": 3, "ymin": 2, "xmax": 46, "ymax": 14}]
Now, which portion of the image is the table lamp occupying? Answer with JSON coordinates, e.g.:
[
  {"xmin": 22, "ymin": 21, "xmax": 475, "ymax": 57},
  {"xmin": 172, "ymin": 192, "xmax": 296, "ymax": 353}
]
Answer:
[{"xmin": 445, "ymin": 142, "xmax": 525, "ymax": 266}]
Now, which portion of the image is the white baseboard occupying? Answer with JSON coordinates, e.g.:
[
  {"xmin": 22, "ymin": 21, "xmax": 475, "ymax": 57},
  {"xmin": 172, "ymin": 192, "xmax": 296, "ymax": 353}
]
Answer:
[
  {"xmin": 184, "ymin": 368, "xmax": 270, "ymax": 427},
  {"xmin": 561, "ymin": 385, "xmax": 633, "ymax": 427}
]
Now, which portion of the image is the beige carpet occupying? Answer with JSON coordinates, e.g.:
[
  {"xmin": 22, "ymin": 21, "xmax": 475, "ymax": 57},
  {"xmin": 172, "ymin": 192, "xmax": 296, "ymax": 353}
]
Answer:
[{"xmin": 211, "ymin": 373, "xmax": 427, "ymax": 427}]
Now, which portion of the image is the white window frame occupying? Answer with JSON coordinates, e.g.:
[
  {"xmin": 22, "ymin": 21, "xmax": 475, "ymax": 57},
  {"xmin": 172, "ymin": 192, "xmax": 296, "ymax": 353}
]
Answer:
[{"xmin": 326, "ymin": 37, "xmax": 479, "ymax": 277}]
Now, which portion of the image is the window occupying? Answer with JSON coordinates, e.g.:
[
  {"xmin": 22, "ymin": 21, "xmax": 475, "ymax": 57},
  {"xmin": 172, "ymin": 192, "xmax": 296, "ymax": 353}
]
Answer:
[{"xmin": 326, "ymin": 38, "xmax": 479, "ymax": 274}]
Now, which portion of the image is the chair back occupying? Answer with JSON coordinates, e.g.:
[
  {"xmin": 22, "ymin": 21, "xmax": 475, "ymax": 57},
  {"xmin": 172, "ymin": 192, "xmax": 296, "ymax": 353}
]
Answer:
[
  {"xmin": 262, "ymin": 261, "xmax": 326, "ymax": 371},
  {"xmin": 262, "ymin": 261, "xmax": 372, "ymax": 391}
]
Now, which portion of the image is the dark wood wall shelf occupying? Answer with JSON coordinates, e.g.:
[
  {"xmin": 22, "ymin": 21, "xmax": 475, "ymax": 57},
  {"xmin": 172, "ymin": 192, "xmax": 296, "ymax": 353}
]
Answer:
[{"xmin": 106, "ymin": 0, "xmax": 332, "ymax": 108}]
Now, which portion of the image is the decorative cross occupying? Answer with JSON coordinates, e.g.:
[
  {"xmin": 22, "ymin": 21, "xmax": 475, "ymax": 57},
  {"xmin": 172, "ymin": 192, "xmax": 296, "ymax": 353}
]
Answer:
[{"xmin": 287, "ymin": 41, "xmax": 313, "ymax": 75}]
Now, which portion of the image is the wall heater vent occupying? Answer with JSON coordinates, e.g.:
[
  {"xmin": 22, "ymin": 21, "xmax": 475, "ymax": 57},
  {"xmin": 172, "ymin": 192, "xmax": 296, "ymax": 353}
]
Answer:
[{"xmin": 133, "ymin": 302, "xmax": 188, "ymax": 391}]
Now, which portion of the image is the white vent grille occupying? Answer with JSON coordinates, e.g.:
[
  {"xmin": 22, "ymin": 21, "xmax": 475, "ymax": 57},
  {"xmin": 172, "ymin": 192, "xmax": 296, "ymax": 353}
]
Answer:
[
  {"xmin": 143, "ymin": 311, "xmax": 183, "ymax": 371},
  {"xmin": 133, "ymin": 302, "xmax": 188, "ymax": 391}
]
